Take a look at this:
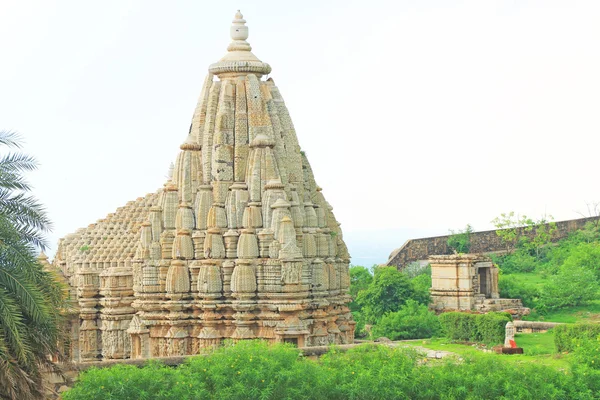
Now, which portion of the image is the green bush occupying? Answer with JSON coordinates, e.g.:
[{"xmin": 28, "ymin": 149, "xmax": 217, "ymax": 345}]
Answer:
[
  {"xmin": 447, "ymin": 224, "xmax": 473, "ymax": 253},
  {"xmin": 439, "ymin": 312, "xmax": 511, "ymax": 345},
  {"xmin": 539, "ymin": 266, "xmax": 600, "ymax": 311},
  {"xmin": 498, "ymin": 275, "xmax": 540, "ymax": 309},
  {"xmin": 439, "ymin": 312, "xmax": 478, "ymax": 342},
  {"xmin": 409, "ymin": 273, "xmax": 432, "ymax": 305},
  {"xmin": 355, "ymin": 267, "xmax": 429, "ymax": 324},
  {"xmin": 573, "ymin": 335, "xmax": 600, "ymax": 369},
  {"xmin": 475, "ymin": 312, "xmax": 512, "ymax": 345},
  {"xmin": 554, "ymin": 323, "xmax": 600, "ymax": 352},
  {"xmin": 492, "ymin": 250, "xmax": 538, "ymax": 273},
  {"xmin": 352, "ymin": 311, "xmax": 368, "ymax": 338},
  {"xmin": 561, "ymin": 242, "xmax": 600, "ymax": 280},
  {"xmin": 65, "ymin": 340, "xmax": 600, "ymax": 400},
  {"xmin": 371, "ymin": 300, "xmax": 441, "ymax": 340}
]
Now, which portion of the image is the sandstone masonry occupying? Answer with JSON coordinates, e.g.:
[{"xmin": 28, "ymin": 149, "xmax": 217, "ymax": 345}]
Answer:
[{"xmin": 51, "ymin": 11, "xmax": 354, "ymax": 362}]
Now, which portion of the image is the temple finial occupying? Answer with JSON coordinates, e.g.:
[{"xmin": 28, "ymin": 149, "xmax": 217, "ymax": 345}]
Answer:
[
  {"xmin": 209, "ymin": 10, "xmax": 271, "ymax": 77},
  {"xmin": 228, "ymin": 10, "xmax": 251, "ymax": 52}
]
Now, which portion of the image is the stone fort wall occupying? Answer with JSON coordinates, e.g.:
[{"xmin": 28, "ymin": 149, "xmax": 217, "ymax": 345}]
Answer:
[{"xmin": 386, "ymin": 216, "xmax": 600, "ymax": 269}]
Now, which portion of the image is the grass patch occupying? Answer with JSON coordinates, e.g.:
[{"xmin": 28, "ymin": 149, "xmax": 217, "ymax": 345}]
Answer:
[
  {"xmin": 525, "ymin": 300, "xmax": 600, "ymax": 323},
  {"xmin": 506, "ymin": 272, "xmax": 548, "ymax": 287},
  {"xmin": 515, "ymin": 331, "xmax": 555, "ymax": 355},
  {"xmin": 405, "ymin": 332, "xmax": 572, "ymax": 370}
]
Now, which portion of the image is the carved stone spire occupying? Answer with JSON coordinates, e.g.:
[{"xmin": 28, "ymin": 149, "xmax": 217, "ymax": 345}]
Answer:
[{"xmin": 56, "ymin": 11, "xmax": 354, "ymax": 361}]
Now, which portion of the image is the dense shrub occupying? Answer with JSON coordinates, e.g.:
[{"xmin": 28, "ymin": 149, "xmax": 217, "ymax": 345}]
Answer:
[
  {"xmin": 355, "ymin": 267, "xmax": 429, "ymax": 323},
  {"xmin": 561, "ymin": 242, "xmax": 600, "ymax": 280},
  {"xmin": 554, "ymin": 323, "xmax": 600, "ymax": 352},
  {"xmin": 447, "ymin": 224, "xmax": 473, "ymax": 253},
  {"xmin": 65, "ymin": 341, "xmax": 600, "ymax": 400},
  {"xmin": 371, "ymin": 300, "xmax": 441, "ymax": 340},
  {"xmin": 439, "ymin": 312, "xmax": 511, "ymax": 345},
  {"xmin": 409, "ymin": 273, "xmax": 432, "ymax": 304},
  {"xmin": 498, "ymin": 275, "xmax": 540, "ymax": 309},
  {"xmin": 492, "ymin": 250, "xmax": 538, "ymax": 273},
  {"xmin": 539, "ymin": 266, "xmax": 600, "ymax": 310},
  {"xmin": 475, "ymin": 312, "xmax": 513, "ymax": 345},
  {"xmin": 352, "ymin": 311, "xmax": 368, "ymax": 338},
  {"xmin": 438, "ymin": 312, "xmax": 478, "ymax": 342},
  {"xmin": 573, "ymin": 335, "xmax": 600, "ymax": 369}
]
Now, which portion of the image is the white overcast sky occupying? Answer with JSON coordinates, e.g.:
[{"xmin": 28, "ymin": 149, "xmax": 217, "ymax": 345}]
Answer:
[{"xmin": 1, "ymin": 0, "xmax": 599, "ymax": 266}]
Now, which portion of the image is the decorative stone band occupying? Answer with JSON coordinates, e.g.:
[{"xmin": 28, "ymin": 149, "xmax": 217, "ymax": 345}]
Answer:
[{"xmin": 208, "ymin": 61, "xmax": 272, "ymax": 76}]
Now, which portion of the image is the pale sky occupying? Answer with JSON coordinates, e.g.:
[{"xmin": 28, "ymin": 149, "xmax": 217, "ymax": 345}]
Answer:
[{"xmin": 2, "ymin": 1, "xmax": 599, "ymax": 266}]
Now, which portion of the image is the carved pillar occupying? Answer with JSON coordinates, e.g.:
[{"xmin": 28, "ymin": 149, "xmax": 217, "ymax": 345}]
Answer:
[
  {"xmin": 99, "ymin": 263, "xmax": 134, "ymax": 359},
  {"xmin": 77, "ymin": 260, "xmax": 101, "ymax": 362}
]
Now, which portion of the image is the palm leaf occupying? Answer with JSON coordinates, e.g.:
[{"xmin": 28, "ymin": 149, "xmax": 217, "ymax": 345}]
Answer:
[
  {"xmin": 0, "ymin": 152, "xmax": 37, "ymax": 173},
  {"xmin": 0, "ymin": 130, "xmax": 65, "ymax": 399},
  {"xmin": 0, "ymin": 130, "xmax": 23, "ymax": 149},
  {"xmin": 0, "ymin": 287, "xmax": 30, "ymax": 365}
]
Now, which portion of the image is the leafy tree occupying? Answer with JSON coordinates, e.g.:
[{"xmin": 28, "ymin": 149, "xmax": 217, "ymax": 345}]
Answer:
[
  {"xmin": 491, "ymin": 212, "xmax": 556, "ymax": 255},
  {"xmin": 349, "ymin": 266, "xmax": 372, "ymax": 304},
  {"xmin": 355, "ymin": 267, "xmax": 428, "ymax": 324},
  {"xmin": 403, "ymin": 261, "xmax": 430, "ymax": 278},
  {"xmin": 0, "ymin": 131, "xmax": 65, "ymax": 399},
  {"xmin": 409, "ymin": 273, "xmax": 432, "ymax": 305},
  {"xmin": 447, "ymin": 224, "xmax": 473, "ymax": 253}
]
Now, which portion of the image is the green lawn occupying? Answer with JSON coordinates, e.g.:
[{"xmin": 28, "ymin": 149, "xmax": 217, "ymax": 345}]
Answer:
[
  {"xmin": 514, "ymin": 331, "xmax": 555, "ymax": 355},
  {"xmin": 403, "ymin": 330, "xmax": 572, "ymax": 370}
]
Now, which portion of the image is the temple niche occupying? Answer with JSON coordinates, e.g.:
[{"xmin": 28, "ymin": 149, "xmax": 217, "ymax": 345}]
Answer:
[
  {"xmin": 52, "ymin": 11, "xmax": 354, "ymax": 362},
  {"xmin": 429, "ymin": 254, "xmax": 528, "ymax": 316}
]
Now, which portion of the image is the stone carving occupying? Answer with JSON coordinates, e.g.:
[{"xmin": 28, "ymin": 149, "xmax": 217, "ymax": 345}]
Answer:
[{"xmin": 51, "ymin": 10, "xmax": 353, "ymax": 362}]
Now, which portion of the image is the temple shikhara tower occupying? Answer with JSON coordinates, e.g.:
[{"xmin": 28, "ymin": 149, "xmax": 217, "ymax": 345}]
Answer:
[{"xmin": 52, "ymin": 11, "xmax": 354, "ymax": 362}]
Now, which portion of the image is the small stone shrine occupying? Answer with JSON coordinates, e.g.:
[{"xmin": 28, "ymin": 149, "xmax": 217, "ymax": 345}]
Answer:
[
  {"xmin": 51, "ymin": 11, "xmax": 354, "ymax": 362},
  {"xmin": 494, "ymin": 321, "xmax": 523, "ymax": 354},
  {"xmin": 429, "ymin": 254, "xmax": 527, "ymax": 315}
]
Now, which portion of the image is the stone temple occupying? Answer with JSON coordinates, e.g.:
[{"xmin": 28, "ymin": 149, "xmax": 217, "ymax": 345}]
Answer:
[{"xmin": 51, "ymin": 11, "xmax": 354, "ymax": 362}]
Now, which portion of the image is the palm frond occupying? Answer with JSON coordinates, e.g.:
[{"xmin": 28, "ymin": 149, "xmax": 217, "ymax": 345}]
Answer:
[
  {"xmin": 0, "ymin": 130, "xmax": 23, "ymax": 149},
  {"xmin": 0, "ymin": 169, "xmax": 32, "ymax": 191},
  {"xmin": 0, "ymin": 190, "xmax": 51, "ymax": 229},
  {"xmin": 0, "ymin": 267, "xmax": 51, "ymax": 326},
  {"xmin": 0, "ymin": 153, "xmax": 37, "ymax": 173},
  {"xmin": 0, "ymin": 288, "xmax": 30, "ymax": 365}
]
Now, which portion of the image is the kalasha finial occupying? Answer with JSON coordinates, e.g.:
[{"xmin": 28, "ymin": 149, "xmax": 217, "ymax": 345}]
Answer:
[
  {"xmin": 228, "ymin": 10, "xmax": 250, "ymax": 51},
  {"xmin": 209, "ymin": 10, "xmax": 271, "ymax": 77}
]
